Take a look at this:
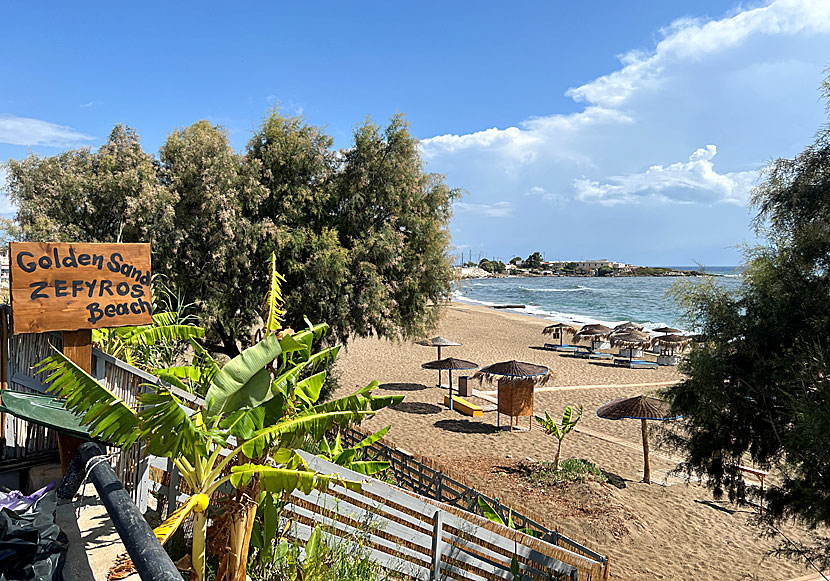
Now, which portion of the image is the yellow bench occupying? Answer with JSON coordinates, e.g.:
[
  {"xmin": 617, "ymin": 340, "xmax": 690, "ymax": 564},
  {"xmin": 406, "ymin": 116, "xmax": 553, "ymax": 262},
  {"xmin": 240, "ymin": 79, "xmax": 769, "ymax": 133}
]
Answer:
[{"xmin": 443, "ymin": 395, "xmax": 483, "ymax": 417}]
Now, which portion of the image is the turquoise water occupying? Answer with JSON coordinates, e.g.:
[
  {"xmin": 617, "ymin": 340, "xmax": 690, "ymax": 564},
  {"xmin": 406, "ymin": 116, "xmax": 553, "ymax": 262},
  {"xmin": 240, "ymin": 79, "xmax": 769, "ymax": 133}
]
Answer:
[{"xmin": 454, "ymin": 267, "xmax": 742, "ymax": 334}]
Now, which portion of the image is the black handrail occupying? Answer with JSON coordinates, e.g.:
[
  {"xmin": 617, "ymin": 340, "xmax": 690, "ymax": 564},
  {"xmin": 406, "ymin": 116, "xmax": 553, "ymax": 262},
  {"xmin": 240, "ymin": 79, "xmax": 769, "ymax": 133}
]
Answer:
[{"xmin": 58, "ymin": 442, "xmax": 181, "ymax": 581}]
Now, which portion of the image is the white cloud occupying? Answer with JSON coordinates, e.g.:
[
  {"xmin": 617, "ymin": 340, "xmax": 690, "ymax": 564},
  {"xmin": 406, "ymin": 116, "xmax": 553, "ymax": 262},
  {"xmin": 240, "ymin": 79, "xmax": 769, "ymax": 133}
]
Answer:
[
  {"xmin": 422, "ymin": 106, "xmax": 632, "ymax": 167},
  {"xmin": 422, "ymin": 0, "xmax": 829, "ymax": 263},
  {"xmin": 0, "ymin": 114, "xmax": 94, "ymax": 147},
  {"xmin": 526, "ymin": 186, "xmax": 566, "ymax": 205},
  {"xmin": 79, "ymin": 101, "xmax": 101, "ymax": 108},
  {"xmin": 454, "ymin": 201, "xmax": 514, "ymax": 217},
  {"xmin": 566, "ymin": 0, "xmax": 830, "ymax": 108},
  {"xmin": 574, "ymin": 145, "xmax": 758, "ymax": 206}
]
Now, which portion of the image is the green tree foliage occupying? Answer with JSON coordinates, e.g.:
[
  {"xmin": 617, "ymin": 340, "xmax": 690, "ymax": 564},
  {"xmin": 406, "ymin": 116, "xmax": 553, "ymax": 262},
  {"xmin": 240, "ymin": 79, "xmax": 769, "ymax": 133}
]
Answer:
[
  {"xmin": 4, "ymin": 112, "xmax": 459, "ymax": 356},
  {"xmin": 478, "ymin": 258, "xmax": 505, "ymax": 273},
  {"xmin": 665, "ymin": 77, "xmax": 830, "ymax": 567},
  {"xmin": 5, "ymin": 125, "xmax": 176, "ymax": 243},
  {"xmin": 524, "ymin": 251, "xmax": 543, "ymax": 270}
]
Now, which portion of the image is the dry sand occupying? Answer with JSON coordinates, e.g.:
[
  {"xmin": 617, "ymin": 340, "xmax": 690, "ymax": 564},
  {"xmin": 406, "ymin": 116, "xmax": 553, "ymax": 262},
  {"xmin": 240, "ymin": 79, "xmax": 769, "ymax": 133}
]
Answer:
[{"xmin": 333, "ymin": 302, "xmax": 820, "ymax": 580}]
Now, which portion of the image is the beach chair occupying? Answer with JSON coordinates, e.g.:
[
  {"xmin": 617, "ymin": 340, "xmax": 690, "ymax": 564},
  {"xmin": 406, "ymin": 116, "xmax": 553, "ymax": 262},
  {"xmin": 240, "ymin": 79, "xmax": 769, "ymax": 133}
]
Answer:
[
  {"xmin": 543, "ymin": 343, "xmax": 580, "ymax": 353},
  {"xmin": 613, "ymin": 358, "xmax": 658, "ymax": 369},
  {"xmin": 572, "ymin": 347, "xmax": 614, "ymax": 360}
]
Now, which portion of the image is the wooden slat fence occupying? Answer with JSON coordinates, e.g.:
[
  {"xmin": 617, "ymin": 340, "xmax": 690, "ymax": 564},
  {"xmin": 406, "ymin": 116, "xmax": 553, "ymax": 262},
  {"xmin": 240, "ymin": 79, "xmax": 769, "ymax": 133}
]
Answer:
[
  {"xmin": 338, "ymin": 427, "xmax": 609, "ymax": 572},
  {"xmin": 285, "ymin": 451, "xmax": 606, "ymax": 580}
]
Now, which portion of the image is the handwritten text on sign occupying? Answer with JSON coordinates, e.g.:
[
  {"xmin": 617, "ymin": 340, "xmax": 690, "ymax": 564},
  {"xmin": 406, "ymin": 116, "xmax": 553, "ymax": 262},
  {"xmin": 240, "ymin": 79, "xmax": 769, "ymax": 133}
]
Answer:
[{"xmin": 10, "ymin": 242, "xmax": 153, "ymax": 334}]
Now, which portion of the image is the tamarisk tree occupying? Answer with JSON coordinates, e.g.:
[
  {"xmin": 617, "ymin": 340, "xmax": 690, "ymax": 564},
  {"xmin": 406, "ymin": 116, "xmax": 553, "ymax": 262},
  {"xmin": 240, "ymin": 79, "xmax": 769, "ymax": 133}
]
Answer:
[{"xmin": 665, "ymin": 74, "xmax": 830, "ymax": 568}]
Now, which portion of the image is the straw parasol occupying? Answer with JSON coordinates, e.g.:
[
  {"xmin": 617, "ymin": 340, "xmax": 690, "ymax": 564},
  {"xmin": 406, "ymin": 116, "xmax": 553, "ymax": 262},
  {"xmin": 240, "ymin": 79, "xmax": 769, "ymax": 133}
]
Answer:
[
  {"xmin": 614, "ymin": 321, "xmax": 644, "ymax": 333},
  {"xmin": 476, "ymin": 361, "xmax": 551, "ymax": 431},
  {"xmin": 475, "ymin": 360, "xmax": 551, "ymax": 386},
  {"xmin": 650, "ymin": 334, "xmax": 691, "ymax": 356},
  {"xmin": 652, "ymin": 326, "xmax": 681, "ymax": 336},
  {"xmin": 542, "ymin": 323, "xmax": 577, "ymax": 346},
  {"xmin": 597, "ymin": 396, "xmax": 681, "ymax": 483},
  {"xmin": 573, "ymin": 324, "xmax": 612, "ymax": 348},
  {"xmin": 421, "ymin": 357, "xmax": 478, "ymax": 411},
  {"xmin": 610, "ymin": 330, "xmax": 651, "ymax": 361},
  {"xmin": 417, "ymin": 336, "xmax": 462, "ymax": 384}
]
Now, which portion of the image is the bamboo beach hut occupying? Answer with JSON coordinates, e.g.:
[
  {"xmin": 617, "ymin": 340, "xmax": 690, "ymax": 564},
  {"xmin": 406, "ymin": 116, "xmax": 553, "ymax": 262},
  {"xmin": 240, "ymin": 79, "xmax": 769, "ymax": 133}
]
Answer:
[
  {"xmin": 542, "ymin": 322, "xmax": 578, "ymax": 346},
  {"xmin": 475, "ymin": 360, "xmax": 551, "ymax": 432}
]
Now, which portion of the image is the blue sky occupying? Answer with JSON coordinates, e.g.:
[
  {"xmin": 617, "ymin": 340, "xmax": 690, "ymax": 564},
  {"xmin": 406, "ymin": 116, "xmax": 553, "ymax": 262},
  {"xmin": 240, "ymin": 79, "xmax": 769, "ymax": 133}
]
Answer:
[{"xmin": 2, "ymin": 1, "xmax": 829, "ymax": 266}]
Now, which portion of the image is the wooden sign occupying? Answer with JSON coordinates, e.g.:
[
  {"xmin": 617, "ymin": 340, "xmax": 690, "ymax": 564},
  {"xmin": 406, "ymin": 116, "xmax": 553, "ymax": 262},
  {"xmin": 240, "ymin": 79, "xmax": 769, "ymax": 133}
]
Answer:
[{"xmin": 9, "ymin": 242, "xmax": 152, "ymax": 334}]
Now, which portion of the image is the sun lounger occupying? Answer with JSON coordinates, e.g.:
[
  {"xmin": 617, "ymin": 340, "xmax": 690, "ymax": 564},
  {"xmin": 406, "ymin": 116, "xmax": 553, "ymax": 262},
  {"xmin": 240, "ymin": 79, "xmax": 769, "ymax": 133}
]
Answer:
[
  {"xmin": 543, "ymin": 343, "xmax": 580, "ymax": 352},
  {"xmin": 613, "ymin": 358, "xmax": 658, "ymax": 369},
  {"xmin": 443, "ymin": 395, "xmax": 483, "ymax": 417},
  {"xmin": 576, "ymin": 350, "xmax": 614, "ymax": 360}
]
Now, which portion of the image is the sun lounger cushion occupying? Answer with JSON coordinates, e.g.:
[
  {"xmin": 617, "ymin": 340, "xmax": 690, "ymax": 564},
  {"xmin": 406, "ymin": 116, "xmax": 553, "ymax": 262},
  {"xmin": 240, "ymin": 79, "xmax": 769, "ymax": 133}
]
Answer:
[
  {"xmin": 613, "ymin": 359, "xmax": 658, "ymax": 369},
  {"xmin": 544, "ymin": 343, "xmax": 579, "ymax": 352}
]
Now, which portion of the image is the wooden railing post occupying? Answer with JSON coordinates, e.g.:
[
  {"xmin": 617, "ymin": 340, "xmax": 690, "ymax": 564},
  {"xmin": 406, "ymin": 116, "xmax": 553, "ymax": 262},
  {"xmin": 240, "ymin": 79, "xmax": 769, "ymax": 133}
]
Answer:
[
  {"xmin": 431, "ymin": 509, "xmax": 443, "ymax": 580},
  {"xmin": 59, "ymin": 329, "xmax": 92, "ymax": 473}
]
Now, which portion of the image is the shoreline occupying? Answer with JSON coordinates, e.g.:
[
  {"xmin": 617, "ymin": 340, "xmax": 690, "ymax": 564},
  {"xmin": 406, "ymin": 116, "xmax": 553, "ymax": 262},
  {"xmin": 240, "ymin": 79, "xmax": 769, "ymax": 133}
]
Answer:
[{"xmin": 448, "ymin": 296, "xmax": 680, "ymax": 333}]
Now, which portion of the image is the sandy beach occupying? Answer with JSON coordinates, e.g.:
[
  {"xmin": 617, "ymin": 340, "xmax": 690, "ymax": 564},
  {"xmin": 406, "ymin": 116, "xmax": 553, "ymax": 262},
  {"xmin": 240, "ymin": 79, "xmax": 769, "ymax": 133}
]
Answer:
[{"xmin": 333, "ymin": 302, "xmax": 820, "ymax": 580}]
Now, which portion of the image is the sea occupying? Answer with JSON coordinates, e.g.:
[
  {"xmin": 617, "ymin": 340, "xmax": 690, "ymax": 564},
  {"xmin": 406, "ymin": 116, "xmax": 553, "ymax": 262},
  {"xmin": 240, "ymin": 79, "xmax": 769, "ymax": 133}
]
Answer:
[{"xmin": 453, "ymin": 266, "xmax": 742, "ymax": 334}]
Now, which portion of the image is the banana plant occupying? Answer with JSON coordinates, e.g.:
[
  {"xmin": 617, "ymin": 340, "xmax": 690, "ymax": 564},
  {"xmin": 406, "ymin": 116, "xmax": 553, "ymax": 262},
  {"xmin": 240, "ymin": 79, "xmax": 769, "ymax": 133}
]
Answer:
[
  {"xmin": 534, "ymin": 406, "xmax": 583, "ymax": 470},
  {"xmin": 37, "ymin": 256, "xmax": 402, "ymax": 581},
  {"xmin": 317, "ymin": 427, "xmax": 391, "ymax": 476},
  {"xmin": 92, "ymin": 310, "xmax": 205, "ymax": 369}
]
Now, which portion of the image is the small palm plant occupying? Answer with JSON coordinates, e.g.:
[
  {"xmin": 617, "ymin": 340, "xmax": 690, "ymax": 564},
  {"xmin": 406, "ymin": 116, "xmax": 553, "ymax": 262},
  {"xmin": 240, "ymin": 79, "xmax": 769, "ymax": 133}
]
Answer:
[
  {"xmin": 534, "ymin": 406, "xmax": 583, "ymax": 470},
  {"xmin": 37, "ymin": 255, "xmax": 401, "ymax": 581}
]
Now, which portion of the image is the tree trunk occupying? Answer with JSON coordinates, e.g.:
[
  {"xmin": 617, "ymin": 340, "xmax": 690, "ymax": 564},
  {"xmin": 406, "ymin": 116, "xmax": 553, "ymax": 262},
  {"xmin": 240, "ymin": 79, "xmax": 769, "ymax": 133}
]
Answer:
[
  {"xmin": 641, "ymin": 419, "xmax": 651, "ymax": 484},
  {"xmin": 217, "ymin": 484, "xmax": 259, "ymax": 581},
  {"xmin": 192, "ymin": 510, "xmax": 208, "ymax": 581},
  {"xmin": 555, "ymin": 439, "xmax": 562, "ymax": 470}
]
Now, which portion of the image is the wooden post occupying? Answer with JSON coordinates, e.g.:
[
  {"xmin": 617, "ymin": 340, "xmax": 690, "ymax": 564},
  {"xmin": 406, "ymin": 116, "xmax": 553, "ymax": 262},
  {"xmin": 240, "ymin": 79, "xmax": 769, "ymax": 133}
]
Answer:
[
  {"xmin": 58, "ymin": 329, "xmax": 92, "ymax": 474},
  {"xmin": 0, "ymin": 306, "xmax": 9, "ymax": 443},
  {"xmin": 641, "ymin": 419, "xmax": 651, "ymax": 484},
  {"xmin": 430, "ymin": 509, "xmax": 443, "ymax": 580}
]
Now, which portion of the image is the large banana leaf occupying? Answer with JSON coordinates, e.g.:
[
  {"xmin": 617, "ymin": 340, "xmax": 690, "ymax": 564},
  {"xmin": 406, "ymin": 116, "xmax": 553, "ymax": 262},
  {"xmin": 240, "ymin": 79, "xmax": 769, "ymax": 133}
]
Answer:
[
  {"xmin": 123, "ymin": 324, "xmax": 205, "ymax": 346},
  {"xmin": 204, "ymin": 333, "xmax": 284, "ymax": 418},
  {"xmin": 36, "ymin": 351, "xmax": 141, "ymax": 448},
  {"xmin": 230, "ymin": 464, "xmax": 361, "ymax": 494},
  {"xmin": 138, "ymin": 389, "xmax": 204, "ymax": 458},
  {"xmin": 239, "ymin": 409, "xmax": 374, "ymax": 459}
]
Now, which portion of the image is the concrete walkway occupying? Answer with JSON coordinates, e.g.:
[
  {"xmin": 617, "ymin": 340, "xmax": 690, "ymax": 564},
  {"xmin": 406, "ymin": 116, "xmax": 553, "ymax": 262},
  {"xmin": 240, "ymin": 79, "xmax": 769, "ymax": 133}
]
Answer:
[{"xmin": 56, "ymin": 491, "xmax": 139, "ymax": 581}]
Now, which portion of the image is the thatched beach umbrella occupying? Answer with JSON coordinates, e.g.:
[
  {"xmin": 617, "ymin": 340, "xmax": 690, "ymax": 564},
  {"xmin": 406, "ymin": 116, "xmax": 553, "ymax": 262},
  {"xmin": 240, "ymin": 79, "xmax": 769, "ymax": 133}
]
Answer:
[
  {"xmin": 614, "ymin": 322, "xmax": 644, "ymax": 333},
  {"xmin": 417, "ymin": 336, "xmax": 462, "ymax": 384},
  {"xmin": 574, "ymin": 324, "xmax": 612, "ymax": 348},
  {"xmin": 652, "ymin": 326, "xmax": 681, "ymax": 336},
  {"xmin": 610, "ymin": 330, "xmax": 651, "ymax": 361},
  {"xmin": 542, "ymin": 323, "xmax": 577, "ymax": 346},
  {"xmin": 475, "ymin": 360, "xmax": 551, "ymax": 384},
  {"xmin": 597, "ymin": 396, "xmax": 681, "ymax": 483},
  {"xmin": 421, "ymin": 357, "xmax": 478, "ymax": 411},
  {"xmin": 650, "ymin": 334, "xmax": 691, "ymax": 356},
  {"xmin": 475, "ymin": 360, "xmax": 551, "ymax": 431}
]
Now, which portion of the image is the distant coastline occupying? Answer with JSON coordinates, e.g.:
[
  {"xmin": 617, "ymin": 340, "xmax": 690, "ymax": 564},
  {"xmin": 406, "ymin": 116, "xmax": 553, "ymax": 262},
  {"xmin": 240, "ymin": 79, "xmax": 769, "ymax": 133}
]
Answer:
[{"xmin": 456, "ymin": 266, "xmax": 718, "ymax": 280}]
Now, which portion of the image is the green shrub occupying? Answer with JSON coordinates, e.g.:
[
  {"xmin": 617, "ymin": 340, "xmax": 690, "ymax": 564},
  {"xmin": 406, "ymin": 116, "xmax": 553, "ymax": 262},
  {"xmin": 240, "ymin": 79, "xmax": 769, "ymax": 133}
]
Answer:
[{"xmin": 522, "ymin": 458, "xmax": 606, "ymax": 486}]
